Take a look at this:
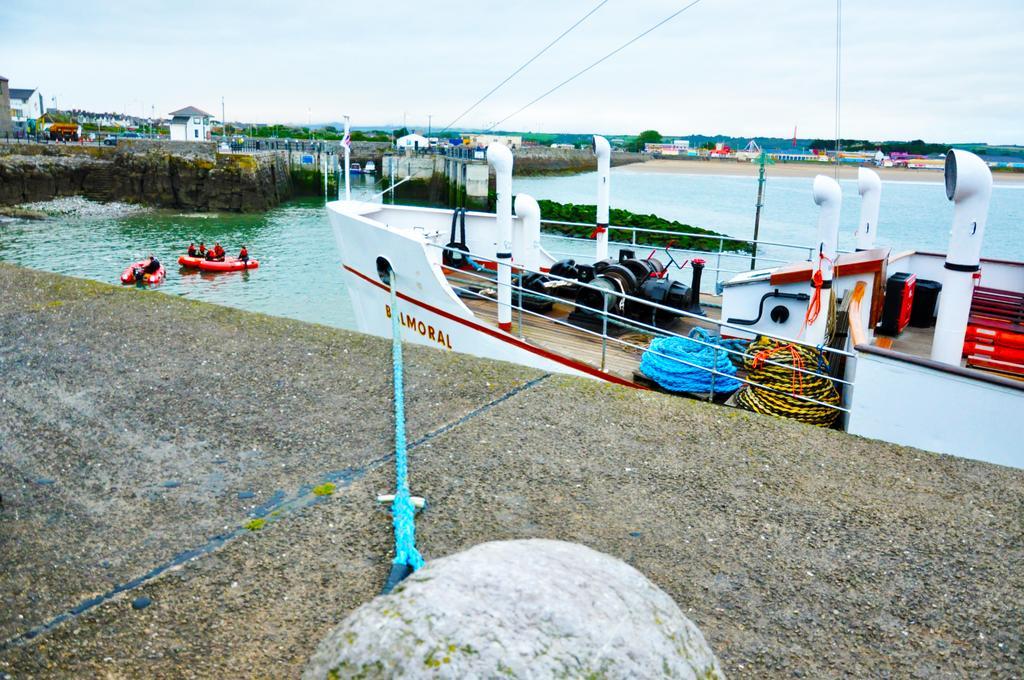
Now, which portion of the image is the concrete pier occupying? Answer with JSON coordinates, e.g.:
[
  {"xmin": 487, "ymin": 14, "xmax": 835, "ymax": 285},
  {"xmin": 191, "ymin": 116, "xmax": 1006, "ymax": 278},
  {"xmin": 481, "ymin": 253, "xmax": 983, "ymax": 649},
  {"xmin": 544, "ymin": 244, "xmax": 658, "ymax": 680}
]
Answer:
[{"xmin": 1, "ymin": 263, "xmax": 1021, "ymax": 678}]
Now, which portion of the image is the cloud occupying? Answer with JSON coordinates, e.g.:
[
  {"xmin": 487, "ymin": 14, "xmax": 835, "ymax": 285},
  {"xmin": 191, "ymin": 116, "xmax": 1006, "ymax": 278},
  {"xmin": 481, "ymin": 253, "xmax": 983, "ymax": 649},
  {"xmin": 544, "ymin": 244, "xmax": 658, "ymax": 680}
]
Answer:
[{"xmin": 1, "ymin": 0, "xmax": 1020, "ymax": 143}]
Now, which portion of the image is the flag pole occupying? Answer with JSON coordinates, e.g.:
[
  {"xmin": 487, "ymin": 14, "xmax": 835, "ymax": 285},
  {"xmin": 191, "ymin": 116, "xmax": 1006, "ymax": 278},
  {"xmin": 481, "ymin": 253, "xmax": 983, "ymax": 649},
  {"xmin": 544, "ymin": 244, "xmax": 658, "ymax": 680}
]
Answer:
[{"xmin": 343, "ymin": 116, "xmax": 351, "ymax": 201}]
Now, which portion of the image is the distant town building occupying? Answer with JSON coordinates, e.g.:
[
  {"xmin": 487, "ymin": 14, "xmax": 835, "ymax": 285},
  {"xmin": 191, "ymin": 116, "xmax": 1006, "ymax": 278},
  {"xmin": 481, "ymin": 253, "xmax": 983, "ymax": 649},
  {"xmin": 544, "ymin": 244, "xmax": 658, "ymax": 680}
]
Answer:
[
  {"xmin": 644, "ymin": 141, "xmax": 692, "ymax": 156},
  {"xmin": 465, "ymin": 134, "xmax": 522, "ymax": 149},
  {"xmin": 395, "ymin": 133, "xmax": 430, "ymax": 150},
  {"xmin": 169, "ymin": 106, "xmax": 212, "ymax": 141},
  {"xmin": 9, "ymin": 86, "xmax": 44, "ymax": 133},
  {"xmin": 0, "ymin": 75, "xmax": 11, "ymax": 134}
]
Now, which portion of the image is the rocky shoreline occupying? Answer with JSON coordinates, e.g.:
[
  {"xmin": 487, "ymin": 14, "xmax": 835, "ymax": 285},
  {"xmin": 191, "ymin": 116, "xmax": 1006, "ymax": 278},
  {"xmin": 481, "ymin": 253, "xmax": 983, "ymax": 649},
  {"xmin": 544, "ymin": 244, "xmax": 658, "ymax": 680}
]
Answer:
[
  {"xmin": 0, "ymin": 142, "xmax": 291, "ymax": 212},
  {"xmin": 0, "ymin": 263, "xmax": 1021, "ymax": 678}
]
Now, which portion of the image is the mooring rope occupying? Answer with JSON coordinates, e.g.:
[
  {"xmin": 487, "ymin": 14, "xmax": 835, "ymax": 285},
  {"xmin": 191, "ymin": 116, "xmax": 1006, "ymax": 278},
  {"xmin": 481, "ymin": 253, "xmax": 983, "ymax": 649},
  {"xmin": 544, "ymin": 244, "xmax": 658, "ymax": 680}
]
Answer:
[
  {"xmin": 639, "ymin": 327, "xmax": 745, "ymax": 394},
  {"xmin": 733, "ymin": 336, "xmax": 841, "ymax": 427},
  {"xmin": 383, "ymin": 269, "xmax": 425, "ymax": 593}
]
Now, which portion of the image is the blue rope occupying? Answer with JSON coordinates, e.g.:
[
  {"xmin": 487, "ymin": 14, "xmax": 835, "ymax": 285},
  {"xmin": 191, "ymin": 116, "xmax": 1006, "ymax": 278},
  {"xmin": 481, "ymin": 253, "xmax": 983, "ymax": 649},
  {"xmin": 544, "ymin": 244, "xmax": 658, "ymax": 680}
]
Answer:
[
  {"xmin": 640, "ymin": 327, "xmax": 743, "ymax": 394},
  {"xmin": 388, "ymin": 272, "xmax": 425, "ymax": 572}
]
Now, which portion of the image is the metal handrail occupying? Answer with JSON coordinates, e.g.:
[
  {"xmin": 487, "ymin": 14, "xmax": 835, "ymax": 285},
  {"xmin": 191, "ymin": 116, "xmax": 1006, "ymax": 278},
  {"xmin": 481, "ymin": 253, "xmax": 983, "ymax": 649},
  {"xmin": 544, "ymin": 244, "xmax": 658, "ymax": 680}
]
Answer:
[
  {"xmin": 443, "ymin": 270, "xmax": 851, "ymax": 412},
  {"xmin": 541, "ymin": 249, "xmax": 753, "ymax": 281},
  {"xmin": 539, "ymin": 218, "xmax": 844, "ymax": 253},
  {"xmin": 428, "ymin": 244, "xmax": 852, "ymax": 360},
  {"xmin": 429, "ymin": 243, "xmax": 855, "ymax": 382},
  {"xmin": 541, "ymin": 233, "xmax": 793, "ymax": 266},
  {"xmin": 442, "ymin": 263, "xmax": 854, "ymax": 389}
]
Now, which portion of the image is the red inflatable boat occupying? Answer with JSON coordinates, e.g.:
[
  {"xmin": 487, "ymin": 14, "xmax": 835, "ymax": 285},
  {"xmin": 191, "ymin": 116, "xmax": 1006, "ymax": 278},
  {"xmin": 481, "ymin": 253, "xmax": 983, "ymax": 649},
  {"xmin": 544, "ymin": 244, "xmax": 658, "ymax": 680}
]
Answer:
[
  {"xmin": 179, "ymin": 255, "xmax": 259, "ymax": 272},
  {"xmin": 120, "ymin": 261, "xmax": 166, "ymax": 285}
]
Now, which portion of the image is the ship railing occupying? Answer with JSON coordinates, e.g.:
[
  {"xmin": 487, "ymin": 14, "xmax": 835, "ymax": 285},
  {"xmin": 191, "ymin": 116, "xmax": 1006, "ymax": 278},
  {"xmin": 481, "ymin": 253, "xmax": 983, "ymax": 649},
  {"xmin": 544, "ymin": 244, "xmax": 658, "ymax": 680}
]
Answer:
[
  {"xmin": 538, "ymin": 218, "xmax": 854, "ymax": 291},
  {"xmin": 424, "ymin": 244, "xmax": 852, "ymax": 414}
]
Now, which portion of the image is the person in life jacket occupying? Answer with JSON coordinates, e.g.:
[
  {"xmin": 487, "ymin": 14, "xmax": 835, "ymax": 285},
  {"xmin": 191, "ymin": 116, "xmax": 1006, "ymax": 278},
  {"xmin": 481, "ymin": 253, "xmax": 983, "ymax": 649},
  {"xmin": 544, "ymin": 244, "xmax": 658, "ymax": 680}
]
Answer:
[
  {"xmin": 212, "ymin": 243, "xmax": 225, "ymax": 261},
  {"xmin": 187, "ymin": 243, "xmax": 197, "ymax": 257},
  {"xmin": 238, "ymin": 246, "xmax": 249, "ymax": 264},
  {"xmin": 135, "ymin": 254, "xmax": 160, "ymax": 281},
  {"xmin": 198, "ymin": 242, "xmax": 207, "ymax": 258}
]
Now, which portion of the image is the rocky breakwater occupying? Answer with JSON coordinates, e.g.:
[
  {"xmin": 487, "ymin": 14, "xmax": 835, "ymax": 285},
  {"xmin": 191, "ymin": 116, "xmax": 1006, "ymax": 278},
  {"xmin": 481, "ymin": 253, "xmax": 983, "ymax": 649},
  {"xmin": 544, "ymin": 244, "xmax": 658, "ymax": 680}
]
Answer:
[
  {"xmin": 0, "ymin": 140, "xmax": 292, "ymax": 212},
  {"xmin": 513, "ymin": 147, "xmax": 648, "ymax": 175}
]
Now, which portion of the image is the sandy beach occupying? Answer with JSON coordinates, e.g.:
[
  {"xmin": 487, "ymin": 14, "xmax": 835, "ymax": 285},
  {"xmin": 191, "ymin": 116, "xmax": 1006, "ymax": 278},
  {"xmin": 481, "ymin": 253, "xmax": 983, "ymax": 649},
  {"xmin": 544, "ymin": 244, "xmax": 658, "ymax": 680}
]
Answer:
[{"xmin": 619, "ymin": 158, "xmax": 1024, "ymax": 184}]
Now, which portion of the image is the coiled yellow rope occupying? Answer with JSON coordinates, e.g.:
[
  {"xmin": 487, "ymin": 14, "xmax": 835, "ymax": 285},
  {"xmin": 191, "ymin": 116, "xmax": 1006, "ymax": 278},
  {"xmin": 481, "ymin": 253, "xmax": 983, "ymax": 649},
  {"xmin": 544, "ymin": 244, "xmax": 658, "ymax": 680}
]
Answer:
[{"xmin": 733, "ymin": 337, "xmax": 841, "ymax": 427}]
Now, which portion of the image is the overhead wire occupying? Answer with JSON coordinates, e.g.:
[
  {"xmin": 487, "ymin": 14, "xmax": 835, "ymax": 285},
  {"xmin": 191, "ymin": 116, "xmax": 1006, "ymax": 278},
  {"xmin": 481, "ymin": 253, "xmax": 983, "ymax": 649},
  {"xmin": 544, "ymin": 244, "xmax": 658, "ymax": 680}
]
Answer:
[
  {"xmin": 437, "ymin": 0, "xmax": 610, "ymax": 134},
  {"xmin": 484, "ymin": 0, "xmax": 708, "ymax": 132},
  {"xmin": 834, "ymin": 0, "xmax": 842, "ymax": 179}
]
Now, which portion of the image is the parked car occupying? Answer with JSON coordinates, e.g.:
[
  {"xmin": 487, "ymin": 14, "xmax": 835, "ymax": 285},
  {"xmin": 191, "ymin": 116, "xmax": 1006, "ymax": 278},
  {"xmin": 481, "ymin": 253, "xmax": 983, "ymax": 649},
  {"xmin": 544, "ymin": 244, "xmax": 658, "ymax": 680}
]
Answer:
[{"xmin": 102, "ymin": 135, "xmax": 118, "ymax": 146}]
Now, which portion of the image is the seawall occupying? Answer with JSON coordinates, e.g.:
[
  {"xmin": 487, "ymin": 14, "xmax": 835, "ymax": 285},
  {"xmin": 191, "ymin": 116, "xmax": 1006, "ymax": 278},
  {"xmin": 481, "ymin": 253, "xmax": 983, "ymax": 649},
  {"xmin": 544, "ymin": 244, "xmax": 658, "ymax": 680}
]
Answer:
[
  {"xmin": 0, "ymin": 263, "xmax": 1020, "ymax": 678},
  {"xmin": 0, "ymin": 140, "xmax": 292, "ymax": 211},
  {"xmin": 513, "ymin": 147, "xmax": 648, "ymax": 175}
]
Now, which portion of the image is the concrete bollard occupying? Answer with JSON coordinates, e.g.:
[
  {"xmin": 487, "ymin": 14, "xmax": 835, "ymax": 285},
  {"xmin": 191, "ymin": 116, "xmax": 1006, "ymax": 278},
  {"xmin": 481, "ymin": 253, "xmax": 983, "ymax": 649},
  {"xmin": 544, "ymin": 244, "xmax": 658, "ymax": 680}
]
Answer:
[{"xmin": 303, "ymin": 539, "xmax": 724, "ymax": 679}]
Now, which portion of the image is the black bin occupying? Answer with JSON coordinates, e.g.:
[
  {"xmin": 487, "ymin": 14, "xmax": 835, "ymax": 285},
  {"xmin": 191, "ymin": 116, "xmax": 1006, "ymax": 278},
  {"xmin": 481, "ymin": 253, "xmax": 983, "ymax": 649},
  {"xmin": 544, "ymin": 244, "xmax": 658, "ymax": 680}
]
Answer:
[{"xmin": 909, "ymin": 279, "xmax": 942, "ymax": 328}]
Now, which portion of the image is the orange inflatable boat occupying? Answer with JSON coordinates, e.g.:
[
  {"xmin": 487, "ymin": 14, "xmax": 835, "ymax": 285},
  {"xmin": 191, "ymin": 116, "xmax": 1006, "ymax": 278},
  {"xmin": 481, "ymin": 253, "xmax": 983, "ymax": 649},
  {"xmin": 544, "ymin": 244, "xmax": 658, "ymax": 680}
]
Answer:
[
  {"xmin": 178, "ymin": 255, "xmax": 259, "ymax": 272},
  {"xmin": 120, "ymin": 261, "xmax": 166, "ymax": 285}
]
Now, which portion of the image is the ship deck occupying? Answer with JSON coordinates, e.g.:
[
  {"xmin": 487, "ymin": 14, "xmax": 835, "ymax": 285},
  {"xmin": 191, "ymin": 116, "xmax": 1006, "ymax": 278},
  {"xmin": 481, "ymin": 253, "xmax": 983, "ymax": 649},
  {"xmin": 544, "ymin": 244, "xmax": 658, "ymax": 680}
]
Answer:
[{"xmin": 449, "ymin": 271, "xmax": 724, "ymax": 386}]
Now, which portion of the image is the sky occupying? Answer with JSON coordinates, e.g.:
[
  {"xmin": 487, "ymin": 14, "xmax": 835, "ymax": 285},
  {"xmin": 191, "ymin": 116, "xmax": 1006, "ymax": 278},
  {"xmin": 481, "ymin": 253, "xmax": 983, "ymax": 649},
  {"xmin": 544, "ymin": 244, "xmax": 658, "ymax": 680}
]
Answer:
[{"xmin": 1, "ymin": 0, "xmax": 1022, "ymax": 144}]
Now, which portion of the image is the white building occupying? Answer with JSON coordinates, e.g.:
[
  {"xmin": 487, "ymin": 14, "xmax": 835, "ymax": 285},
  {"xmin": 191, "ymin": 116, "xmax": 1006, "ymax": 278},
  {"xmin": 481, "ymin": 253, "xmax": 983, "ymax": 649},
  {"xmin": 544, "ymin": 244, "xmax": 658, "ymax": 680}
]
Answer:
[
  {"xmin": 169, "ymin": 106, "xmax": 212, "ymax": 141},
  {"xmin": 395, "ymin": 133, "xmax": 429, "ymax": 150},
  {"xmin": 9, "ymin": 87, "xmax": 44, "ymax": 133},
  {"xmin": 466, "ymin": 134, "xmax": 522, "ymax": 149}
]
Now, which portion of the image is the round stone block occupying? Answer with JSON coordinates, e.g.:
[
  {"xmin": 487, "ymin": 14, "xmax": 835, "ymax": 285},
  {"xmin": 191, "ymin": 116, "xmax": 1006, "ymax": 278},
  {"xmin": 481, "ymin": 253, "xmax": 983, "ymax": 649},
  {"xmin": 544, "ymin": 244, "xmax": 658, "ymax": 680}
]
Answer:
[{"xmin": 304, "ymin": 539, "xmax": 723, "ymax": 679}]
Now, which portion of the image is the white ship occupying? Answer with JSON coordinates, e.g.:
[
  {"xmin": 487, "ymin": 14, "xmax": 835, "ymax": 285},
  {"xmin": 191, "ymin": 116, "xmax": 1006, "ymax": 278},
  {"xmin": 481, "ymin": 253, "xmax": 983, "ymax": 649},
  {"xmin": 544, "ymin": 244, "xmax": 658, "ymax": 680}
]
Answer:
[{"xmin": 328, "ymin": 139, "xmax": 1022, "ymax": 469}]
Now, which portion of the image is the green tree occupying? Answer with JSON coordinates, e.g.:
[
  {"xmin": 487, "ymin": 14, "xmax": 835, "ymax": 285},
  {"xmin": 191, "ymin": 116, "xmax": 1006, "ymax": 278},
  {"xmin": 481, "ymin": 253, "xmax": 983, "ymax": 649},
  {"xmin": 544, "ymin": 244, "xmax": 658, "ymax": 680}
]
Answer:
[
  {"xmin": 392, "ymin": 127, "xmax": 409, "ymax": 139},
  {"xmin": 633, "ymin": 129, "xmax": 663, "ymax": 151}
]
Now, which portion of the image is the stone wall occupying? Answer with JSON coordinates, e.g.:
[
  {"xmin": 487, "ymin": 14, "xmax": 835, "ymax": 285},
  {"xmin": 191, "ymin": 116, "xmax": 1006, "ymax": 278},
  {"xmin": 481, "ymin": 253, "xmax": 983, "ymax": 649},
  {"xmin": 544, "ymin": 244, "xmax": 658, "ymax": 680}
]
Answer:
[
  {"xmin": 513, "ymin": 148, "xmax": 648, "ymax": 175},
  {"xmin": 0, "ymin": 143, "xmax": 291, "ymax": 211},
  {"xmin": 0, "ymin": 79, "xmax": 12, "ymax": 135}
]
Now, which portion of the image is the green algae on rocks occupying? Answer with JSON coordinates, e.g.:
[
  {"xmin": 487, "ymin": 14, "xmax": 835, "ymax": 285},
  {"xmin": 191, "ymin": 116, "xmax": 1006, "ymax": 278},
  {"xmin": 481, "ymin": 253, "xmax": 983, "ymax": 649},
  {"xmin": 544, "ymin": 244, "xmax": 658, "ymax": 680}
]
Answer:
[{"xmin": 536, "ymin": 199, "xmax": 751, "ymax": 253}]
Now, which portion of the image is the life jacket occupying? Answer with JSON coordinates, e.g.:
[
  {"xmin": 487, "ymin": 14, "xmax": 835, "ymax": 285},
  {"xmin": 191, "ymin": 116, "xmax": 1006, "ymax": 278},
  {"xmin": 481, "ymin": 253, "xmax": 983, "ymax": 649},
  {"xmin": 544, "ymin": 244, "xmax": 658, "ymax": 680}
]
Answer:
[{"xmin": 239, "ymin": 248, "xmax": 248, "ymax": 259}]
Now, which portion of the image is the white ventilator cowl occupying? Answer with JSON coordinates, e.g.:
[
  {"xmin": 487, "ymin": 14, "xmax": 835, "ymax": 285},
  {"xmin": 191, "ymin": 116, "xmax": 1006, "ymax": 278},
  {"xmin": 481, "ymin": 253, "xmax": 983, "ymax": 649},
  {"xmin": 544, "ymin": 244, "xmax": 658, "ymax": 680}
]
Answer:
[
  {"xmin": 514, "ymin": 193, "xmax": 541, "ymax": 272},
  {"xmin": 931, "ymin": 149, "xmax": 993, "ymax": 365},
  {"xmin": 488, "ymin": 143, "xmax": 515, "ymax": 331},
  {"xmin": 856, "ymin": 167, "xmax": 881, "ymax": 250},
  {"xmin": 593, "ymin": 135, "xmax": 611, "ymax": 261}
]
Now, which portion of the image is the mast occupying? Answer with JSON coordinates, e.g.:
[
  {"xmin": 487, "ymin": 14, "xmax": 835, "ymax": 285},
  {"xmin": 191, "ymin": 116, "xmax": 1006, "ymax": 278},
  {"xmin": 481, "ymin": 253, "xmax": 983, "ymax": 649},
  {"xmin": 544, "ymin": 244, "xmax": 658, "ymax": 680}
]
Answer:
[{"xmin": 750, "ymin": 150, "xmax": 767, "ymax": 270}]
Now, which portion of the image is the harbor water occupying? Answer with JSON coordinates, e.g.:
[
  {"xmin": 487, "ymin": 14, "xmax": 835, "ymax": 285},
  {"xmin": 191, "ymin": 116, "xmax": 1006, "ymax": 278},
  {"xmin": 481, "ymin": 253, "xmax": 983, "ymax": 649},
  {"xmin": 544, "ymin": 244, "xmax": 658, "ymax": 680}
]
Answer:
[{"xmin": 1, "ymin": 169, "xmax": 1021, "ymax": 331}]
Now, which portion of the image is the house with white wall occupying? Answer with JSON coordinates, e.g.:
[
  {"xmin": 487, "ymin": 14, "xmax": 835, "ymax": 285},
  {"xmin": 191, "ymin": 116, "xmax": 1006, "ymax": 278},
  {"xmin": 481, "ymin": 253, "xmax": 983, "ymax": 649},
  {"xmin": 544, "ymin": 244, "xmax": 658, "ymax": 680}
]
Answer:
[
  {"xmin": 169, "ymin": 106, "xmax": 212, "ymax": 141},
  {"xmin": 395, "ymin": 133, "xmax": 430, "ymax": 150},
  {"xmin": 9, "ymin": 87, "xmax": 44, "ymax": 133}
]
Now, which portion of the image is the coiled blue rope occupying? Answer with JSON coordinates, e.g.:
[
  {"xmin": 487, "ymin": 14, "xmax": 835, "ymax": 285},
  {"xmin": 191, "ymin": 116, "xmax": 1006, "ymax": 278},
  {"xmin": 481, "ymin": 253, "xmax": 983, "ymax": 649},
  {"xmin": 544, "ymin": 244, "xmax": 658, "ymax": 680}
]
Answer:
[
  {"xmin": 387, "ymin": 271, "xmax": 424, "ymax": 583},
  {"xmin": 640, "ymin": 327, "xmax": 744, "ymax": 394}
]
